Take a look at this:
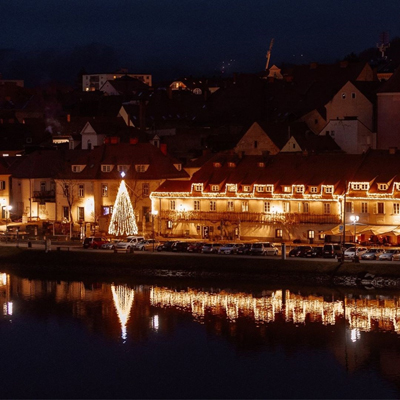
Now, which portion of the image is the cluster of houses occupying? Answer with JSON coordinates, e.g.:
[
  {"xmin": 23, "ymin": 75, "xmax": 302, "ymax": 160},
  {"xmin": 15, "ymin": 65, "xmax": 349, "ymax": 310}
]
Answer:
[{"xmin": 2, "ymin": 59, "xmax": 400, "ymax": 243}]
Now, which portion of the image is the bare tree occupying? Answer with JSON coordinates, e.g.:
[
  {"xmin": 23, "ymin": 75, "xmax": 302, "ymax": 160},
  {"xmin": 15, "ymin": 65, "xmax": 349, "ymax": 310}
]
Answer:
[{"xmin": 56, "ymin": 179, "xmax": 80, "ymax": 238}]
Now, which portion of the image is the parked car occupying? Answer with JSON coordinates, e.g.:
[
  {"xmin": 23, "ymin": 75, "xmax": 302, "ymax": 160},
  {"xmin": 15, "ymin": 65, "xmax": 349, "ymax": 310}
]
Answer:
[
  {"xmin": 187, "ymin": 242, "xmax": 206, "ymax": 253},
  {"xmin": 136, "ymin": 239, "xmax": 160, "ymax": 251},
  {"xmin": 322, "ymin": 244, "xmax": 342, "ymax": 258},
  {"xmin": 157, "ymin": 241, "xmax": 176, "ymax": 252},
  {"xmin": 306, "ymin": 246, "xmax": 324, "ymax": 258},
  {"xmin": 218, "ymin": 243, "xmax": 239, "ymax": 255},
  {"xmin": 344, "ymin": 247, "xmax": 368, "ymax": 260},
  {"xmin": 236, "ymin": 243, "xmax": 252, "ymax": 255},
  {"xmin": 115, "ymin": 236, "xmax": 145, "ymax": 250},
  {"xmin": 83, "ymin": 237, "xmax": 109, "ymax": 249},
  {"xmin": 202, "ymin": 243, "xmax": 222, "ymax": 254},
  {"xmin": 101, "ymin": 239, "xmax": 119, "ymax": 250},
  {"xmin": 249, "ymin": 242, "xmax": 279, "ymax": 256},
  {"xmin": 361, "ymin": 248, "xmax": 384, "ymax": 260},
  {"xmin": 378, "ymin": 249, "xmax": 400, "ymax": 261},
  {"xmin": 288, "ymin": 245, "xmax": 312, "ymax": 257},
  {"xmin": 171, "ymin": 241, "xmax": 189, "ymax": 252}
]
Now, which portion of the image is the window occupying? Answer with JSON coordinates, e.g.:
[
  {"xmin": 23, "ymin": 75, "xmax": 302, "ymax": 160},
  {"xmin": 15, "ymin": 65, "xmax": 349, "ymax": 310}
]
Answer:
[
  {"xmin": 63, "ymin": 184, "xmax": 69, "ymax": 197},
  {"xmin": 101, "ymin": 165, "xmax": 112, "ymax": 172},
  {"xmin": 227, "ymin": 185, "xmax": 236, "ymax": 192},
  {"xmin": 72, "ymin": 165, "xmax": 80, "ymax": 173},
  {"xmin": 266, "ymin": 185, "xmax": 273, "ymax": 193},
  {"xmin": 0, "ymin": 181, "xmax": 5, "ymax": 190},
  {"xmin": 361, "ymin": 202, "xmax": 368, "ymax": 213},
  {"xmin": 170, "ymin": 200, "xmax": 176, "ymax": 211},
  {"xmin": 258, "ymin": 162, "xmax": 265, "ymax": 168},
  {"xmin": 101, "ymin": 205, "xmax": 113, "ymax": 216},
  {"xmin": 117, "ymin": 165, "xmax": 129, "ymax": 172},
  {"xmin": 194, "ymin": 200, "xmax": 200, "ymax": 211},
  {"xmin": 254, "ymin": 141, "xmax": 258, "ymax": 149},
  {"xmin": 63, "ymin": 206, "xmax": 69, "ymax": 219},
  {"xmin": 351, "ymin": 92, "xmax": 356, "ymax": 99},
  {"xmin": 256, "ymin": 186, "xmax": 264, "ymax": 193},
  {"xmin": 310, "ymin": 186, "xmax": 318, "ymax": 193},
  {"xmin": 227, "ymin": 201, "xmax": 234, "ymax": 211},
  {"xmin": 378, "ymin": 184, "xmax": 388, "ymax": 190},
  {"xmin": 193, "ymin": 185, "xmax": 202, "ymax": 192},
  {"xmin": 264, "ymin": 201, "xmax": 271, "ymax": 213},
  {"xmin": 342, "ymin": 92, "xmax": 346, "ymax": 99},
  {"xmin": 283, "ymin": 186, "xmax": 291, "ymax": 193},
  {"xmin": 228, "ymin": 162, "xmax": 235, "ymax": 168},
  {"xmin": 394, "ymin": 203, "xmax": 400, "ymax": 215},
  {"xmin": 135, "ymin": 165, "xmax": 147, "ymax": 173},
  {"xmin": 296, "ymin": 186, "xmax": 304, "ymax": 193},
  {"xmin": 243, "ymin": 186, "xmax": 251, "ymax": 192},
  {"xmin": 78, "ymin": 207, "xmax": 84, "ymax": 221},
  {"xmin": 330, "ymin": 130, "xmax": 335, "ymax": 138},
  {"xmin": 325, "ymin": 186, "xmax": 333, "ymax": 194},
  {"xmin": 283, "ymin": 201, "xmax": 290, "ymax": 213},
  {"xmin": 242, "ymin": 201, "xmax": 249, "ymax": 212},
  {"xmin": 78, "ymin": 184, "xmax": 84, "ymax": 198},
  {"xmin": 303, "ymin": 202, "xmax": 309, "ymax": 213},
  {"xmin": 351, "ymin": 183, "xmax": 369, "ymax": 191},
  {"xmin": 102, "ymin": 184, "xmax": 108, "ymax": 197},
  {"xmin": 174, "ymin": 164, "xmax": 182, "ymax": 171},
  {"xmin": 377, "ymin": 202, "xmax": 384, "ymax": 214},
  {"xmin": 275, "ymin": 229, "xmax": 283, "ymax": 238},
  {"xmin": 210, "ymin": 201, "xmax": 216, "ymax": 211},
  {"xmin": 324, "ymin": 203, "xmax": 331, "ymax": 214},
  {"xmin": 40, "ymin": 182, "xmax": 46, "ymax": 192},
  {"xmin": 211, "ymin": 185, "xmax": 219, "ymax": 192},
  {"xmin": 308, "ymin": 230, "xmax": 315, "ymax": 239},
  {"xmin": 213, "ymin": 162, "xmax": 221, "ymax": 168},
  {"xmin": 142, "ymin": 183, "xmax": 149, "ymax": 197},
  {"xmin": 345, "ymin": 202, "xmax": 353, "ymax": 213}
]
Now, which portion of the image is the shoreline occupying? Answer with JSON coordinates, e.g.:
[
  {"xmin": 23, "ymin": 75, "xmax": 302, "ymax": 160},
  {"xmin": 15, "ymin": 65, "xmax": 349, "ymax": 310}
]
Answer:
[{"xmin": 1, "ymin": 247, "xmax": 400, "ymax": 289}]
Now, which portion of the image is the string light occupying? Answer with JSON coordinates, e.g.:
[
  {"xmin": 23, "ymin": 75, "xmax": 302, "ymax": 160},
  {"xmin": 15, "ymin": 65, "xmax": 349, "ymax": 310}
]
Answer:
[
  {"xmin": 111, "ymin": 284, "xmax": 135, "ymax": 341},
  {"xmin": 108, "ymin": 180, "xmax": 138, "ymax": 236}
]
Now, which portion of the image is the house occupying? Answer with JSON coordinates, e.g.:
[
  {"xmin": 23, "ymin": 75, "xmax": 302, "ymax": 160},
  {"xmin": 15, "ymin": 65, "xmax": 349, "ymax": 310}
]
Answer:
[
  {"xmin": 54, "ymin": 142, "xmax": 188, "ymax": 237},
  {"xmin": 99, "ymin": 76, "xmax": 149, "ymax": 97},
  {"xmin": 150, "ymin": 149, "xmax": 400, "ymax": 245},
  {"xmin": 280, "ymin": 132, "xmax": 341, "ymax": 153},
  {"xmin": 82, "ymin": 71, "xmax": 152, "ymax": 91},
  {"xmin": 0, "ymin": 158, "xmax": 12, "ymax": 222}
]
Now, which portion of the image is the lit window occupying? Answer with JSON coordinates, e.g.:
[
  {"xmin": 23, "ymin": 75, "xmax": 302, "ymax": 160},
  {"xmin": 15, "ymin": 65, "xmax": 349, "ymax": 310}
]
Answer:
[
  {"xmin": 303, "ymin": 202, "xmax": 309, "ymax": 213},
  {"xmin": 102, "ymin": 184, "xmax": 108, "ymax": 197},
  {"xmin": 283, "ymin": 202, "xmax": 290, "ymax": 213},
  {"xmin": 264, "ymin": 202, "xmax": 271, "ymax": 213},
  {"xmin": 258, "ymin": 162, "xmax": 265, "ymax": 168},
  {"xmin": 228, "ymin": 162, "xmax": 235, "ymax": 168},
  {"xmin": 227, "ymin": 201, "xmax": 234, "ymax": 211},
  {"xmin": 378, "ymin": 184, "xmax": 388, "ymax": 190},
  {"xmin": 135, "ymin": 165, "xmax": 147, "ymax": 173},
  {"xmin": 323, "ymin": 203, "xmax": 331, "ymax": 214},
  {"xmin": 101, "ymin": 165, "xmax": 112, "ymax": 172},
  {"xmin": 243, "ymin": 186, "xmax": 251, "ymax": 192},
  {"xmin": 256, "ymin": 186, "xmax": 264, "ymax": 193},
  {"xmin": 170, "ymin": 200, "xmax": 176, "ymax": 210},
  {"xmin": 308, "ymin": 230, "xmax": 315, "ymax": 239},
  {"xmin": 310, "ymin": 187, "xmax": 318, "ymax": 193},
  {"xmin": 213, "ymin": 162, "xmax": 221, "ymax": 168},
  {"xmin": 210, "ymin": 201, "xmax": 216, "ymax": 211},
  {"xmin": 394, "ymin": 203, "xmax": 400, "ymax": 214},
  {"xmin": 325, "ymin": 186, "xmax": 333, "ymax": 194},
  {"xmin": 342, "ymin": 92, "xmax": 346, "ymax": 99},
  {"xmin": 377, "ymin": 202, "xmax": 384, "ymax": 214},
  {"xmin": 142, "ymin": 183, "xmax": 149, "ymax": 197},
  {"xmin": 211, "ymin": 185, "xmax": 219, "ymax": 192},
  {"xmin": 275, "ymin": 229, "xmax": 283, "ymax": 238},
  {"xmin": 266, "ymin": 185, "xmax": 273, "ymax": 193},
  {"xmin": 296, "ymin": 186, "xmax": 304, "ymax": 193},
  {"xmin": 361, "ymin": 202, "xmax": 368, "ymax": 213},
  {"xmin": 227, "ymin": 185, "xmax": 236, "ymax": 192},
  {"xmin": 242, "ymin": 201, "xmax": 249, "ymax": 212},
  {"xmin": 283, "ymin": 186, "xmax": 291, "ymax": 193},
  {"xmin": 72, "ymin": 165, "xmax": 81, "ymax": 173},
  {"xmin": 78, "ymin": 184, "xmax": 84, "ymax": 198},
  {"xmin": 193, "ymin": 185, "xmax": 202, "ymax": 192}
]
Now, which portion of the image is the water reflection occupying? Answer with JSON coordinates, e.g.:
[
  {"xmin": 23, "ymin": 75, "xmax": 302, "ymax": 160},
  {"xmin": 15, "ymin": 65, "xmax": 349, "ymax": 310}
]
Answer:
[{"xmin": 111, "ymin": 285, "xmax": 135, "ymax": 341}]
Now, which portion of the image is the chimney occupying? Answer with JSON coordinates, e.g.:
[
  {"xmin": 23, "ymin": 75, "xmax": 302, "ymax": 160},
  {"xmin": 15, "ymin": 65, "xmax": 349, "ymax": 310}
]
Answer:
[
  {"xmin": 160, "ymin": 143, "xmax": 167, "ymax": 155},
  {"xmin": 67, "ymin": 114, "xmax": 71, "ymax": 123}
]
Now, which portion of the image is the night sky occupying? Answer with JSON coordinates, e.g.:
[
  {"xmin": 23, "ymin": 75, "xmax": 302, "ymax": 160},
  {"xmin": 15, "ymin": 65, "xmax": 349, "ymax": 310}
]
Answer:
[{"xmin": 1, "ymin": 0, "xmax": 400, "ymax": 85}]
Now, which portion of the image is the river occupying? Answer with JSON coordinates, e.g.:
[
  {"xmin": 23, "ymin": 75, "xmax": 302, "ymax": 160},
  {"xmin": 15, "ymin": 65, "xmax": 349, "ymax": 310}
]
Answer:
[{"xmin": 0, "ymin": 271, "xmax": 399, "ymax": 398}]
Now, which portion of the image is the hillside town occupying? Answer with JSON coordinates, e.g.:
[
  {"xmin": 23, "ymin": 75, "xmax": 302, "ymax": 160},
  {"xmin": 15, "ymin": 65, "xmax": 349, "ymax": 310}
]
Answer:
[{"xmin": 2, "ymin": 55, "xmax": 400, "ymax": 246}]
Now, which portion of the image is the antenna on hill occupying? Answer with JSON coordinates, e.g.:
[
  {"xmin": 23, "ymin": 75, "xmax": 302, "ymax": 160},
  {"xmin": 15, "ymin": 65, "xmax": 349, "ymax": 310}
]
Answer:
[
  {"xmin": 377, "ymin": 32, "xmax": 390, "ymax": 59},
  {"xmin": 265, "ymin": 38, "xmax": 274, "ymax": 71}
]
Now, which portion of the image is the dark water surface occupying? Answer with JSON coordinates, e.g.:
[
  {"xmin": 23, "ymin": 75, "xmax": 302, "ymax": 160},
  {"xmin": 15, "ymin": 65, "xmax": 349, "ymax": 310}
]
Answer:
[{"xmin": 0, "ymin": 271, "xmax": 400, "ymax": 399}]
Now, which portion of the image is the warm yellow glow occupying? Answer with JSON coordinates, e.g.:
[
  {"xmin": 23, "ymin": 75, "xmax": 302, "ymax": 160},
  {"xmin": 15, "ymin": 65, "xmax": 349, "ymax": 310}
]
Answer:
[
  {"xmin": 0, "ymin": 273, "xmax": 7, "ymax": 286},
  {"xmin": 108, "ymin": 180, "xmax": 138, "ymax": 236},
  {"xmin": 111, "ymin": 284, "xmax": 135, "ymax": 340},
  {"xmin": 84, "ymin": 196, "xmax": 94, "ymax": 214}
]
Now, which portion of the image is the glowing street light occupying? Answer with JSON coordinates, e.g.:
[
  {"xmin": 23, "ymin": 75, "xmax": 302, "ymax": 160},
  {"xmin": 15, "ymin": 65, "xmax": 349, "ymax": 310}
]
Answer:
[{"xmin": 350, "ymin": 215, "xmax": 359, "ymax": 263}]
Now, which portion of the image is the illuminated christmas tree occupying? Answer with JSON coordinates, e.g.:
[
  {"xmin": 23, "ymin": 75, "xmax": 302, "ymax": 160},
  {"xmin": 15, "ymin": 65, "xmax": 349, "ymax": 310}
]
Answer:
[
  {"xmin": 108, "ymin": 179, "xmax": 138, "ymax": 236},
  {"xmin": 111, "ymin": 284, "xmax": 135, "ymax": 341}
]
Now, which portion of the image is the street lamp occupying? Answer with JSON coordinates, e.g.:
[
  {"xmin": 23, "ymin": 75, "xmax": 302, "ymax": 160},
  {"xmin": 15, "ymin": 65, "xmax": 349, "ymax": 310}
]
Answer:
[
  {"xmin": 3, "ymin": 205, "xmax": 12, "ymax": 242},
  {"xmin": 350, "ymin": 215, "xmax": 359, "ymax": 263},
  {"xmin": 151, "ymin": 210, "xmax": 158, "ymax": 251}
]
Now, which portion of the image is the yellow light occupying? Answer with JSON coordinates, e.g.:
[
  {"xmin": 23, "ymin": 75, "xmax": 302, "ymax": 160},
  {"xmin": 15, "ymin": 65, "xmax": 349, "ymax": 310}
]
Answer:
[{"xmin": 111, "ymin": 285, "xmax": 135, "ymax": 341}]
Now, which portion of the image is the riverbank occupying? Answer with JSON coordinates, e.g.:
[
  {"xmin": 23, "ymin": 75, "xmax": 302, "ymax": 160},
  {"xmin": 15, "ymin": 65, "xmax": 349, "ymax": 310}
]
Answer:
[{"xmin": 1, "ymin": 247, "xmax": 400, "ymax": 289}]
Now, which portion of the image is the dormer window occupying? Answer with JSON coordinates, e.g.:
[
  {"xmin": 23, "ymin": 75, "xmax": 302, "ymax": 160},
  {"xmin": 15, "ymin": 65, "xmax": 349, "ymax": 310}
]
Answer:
[
  {"xmin": 243, "ymin": 185, "xmax": 251, "ymax": 192},
  {"xmin": 351, "ymin": 183, "xmax": 369, "ymax": 191},
  {"xmin": 101, "ymin": 165, "xmax": 113, "ymax": 172},
  {"xmin": 193, "ymin": 184, "xmax": 202, "ymax": 192},
  {"xmin": 135, "ymin": 164, "xmax": 148, "ymax": 173},
  {"xmin": 213, "ymin": 162, "xmax": 221, "ymax": 168},
  {"xmin": 296, "ymin": 186, "xmax": 304, "ymax": 193},
  {"xmin": 211, "ymin": 185, "xmax": 219, "ymax": 192},
  {"xmin": 283, "ymin": 186, "xmax": 291, "ymax": 193},
  {"xmin": 72, "ymin": 165, "xmax": 81, "ymax": 173},
  {"xmin": 378, "ymin": 183, "xmax": 388, "ymax": 191},
  {"xmin": 174, "ymin": 163, "xmax": 182, "ymax": 171},
  {"xmin": 310, "ymin": 186, "xmax": 318, "ymax": 194},
  {"xmin": 265, "ymin": 185, "xmax": 273, "ymax": 193},
  {"xmin": 227, "ymin": 185, "xmax": 236, "ymax": 192},
  {"xmin": 117, "ymin": 165, "xmax": 129, "ymax": 172},
  {"xmin": 325, "ymin": 186, "xmax": 333, "ymax": 194},
  {"xmin": 256, "ymin": 186, "xmax": 264, "ymax": 193}
]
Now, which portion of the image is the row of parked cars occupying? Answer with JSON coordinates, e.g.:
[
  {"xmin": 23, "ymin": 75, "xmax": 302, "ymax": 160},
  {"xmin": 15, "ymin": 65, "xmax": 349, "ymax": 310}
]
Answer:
[
  {"xmin": 288, "ymin": 243, "xmax": 400, "ymax": 261},
  {"xmin": 157, "ymin": 241, "xmax": 280, "ymax": 256},
  {"xmin": 83, "ymin": 236, "xmax": 160, "ymax": 251}
]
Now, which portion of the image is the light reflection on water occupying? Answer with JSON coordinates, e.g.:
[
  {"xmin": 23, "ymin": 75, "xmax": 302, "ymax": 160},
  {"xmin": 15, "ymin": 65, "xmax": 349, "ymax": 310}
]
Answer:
[{"xmin": 1, "ymin": 271, "xmax": 400, "ymax": 398}]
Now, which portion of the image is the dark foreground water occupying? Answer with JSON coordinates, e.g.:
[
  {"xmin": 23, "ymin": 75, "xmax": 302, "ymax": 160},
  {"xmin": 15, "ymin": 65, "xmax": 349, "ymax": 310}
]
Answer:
[{"xmin": 1, "ymin": 271, "xmax": 400, "ymax": 399}]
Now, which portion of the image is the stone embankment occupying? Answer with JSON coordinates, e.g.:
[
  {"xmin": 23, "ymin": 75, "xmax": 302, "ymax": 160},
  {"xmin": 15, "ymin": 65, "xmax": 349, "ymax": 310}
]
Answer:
[{"xmin": 1, "ymin": 247, "xmax": 400, "ymax": 289}]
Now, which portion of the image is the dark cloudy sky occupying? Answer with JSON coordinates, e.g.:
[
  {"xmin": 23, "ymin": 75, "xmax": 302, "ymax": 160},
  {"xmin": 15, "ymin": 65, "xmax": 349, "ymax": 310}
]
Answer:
[{"xmin": 1, "ymin": 0, "xmax": 399, "ymax": 85}]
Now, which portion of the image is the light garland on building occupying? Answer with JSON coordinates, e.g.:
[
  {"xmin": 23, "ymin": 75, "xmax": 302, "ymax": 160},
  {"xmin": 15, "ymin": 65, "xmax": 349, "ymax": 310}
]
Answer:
[{"xmin": 108, "ymin": 180, "xmax": 138, "ymax": 236}]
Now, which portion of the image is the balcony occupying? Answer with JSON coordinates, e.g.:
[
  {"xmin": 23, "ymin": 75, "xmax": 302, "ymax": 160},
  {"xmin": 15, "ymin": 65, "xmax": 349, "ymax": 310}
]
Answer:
[
  {"xmin": 160, "ymin": 211, "xmax": 341, "ymax": 225},
  {"xmin": 32, "ymin": 190, "xmax": 55, "ymax": 203}
]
